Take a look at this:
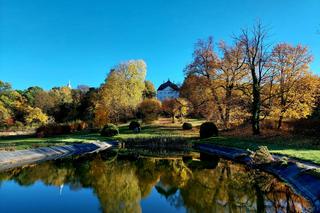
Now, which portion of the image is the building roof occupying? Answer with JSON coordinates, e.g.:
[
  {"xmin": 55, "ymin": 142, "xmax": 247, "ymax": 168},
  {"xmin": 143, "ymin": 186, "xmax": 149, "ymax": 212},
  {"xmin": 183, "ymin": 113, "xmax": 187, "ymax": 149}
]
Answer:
[{"xmin": 157, "ymin": 80, "xmax": 179, "ymax": 91}]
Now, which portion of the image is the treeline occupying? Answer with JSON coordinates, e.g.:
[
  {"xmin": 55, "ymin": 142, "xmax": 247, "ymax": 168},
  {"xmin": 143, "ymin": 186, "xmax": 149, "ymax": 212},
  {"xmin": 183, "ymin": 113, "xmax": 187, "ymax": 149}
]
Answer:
[
  {"xmin": 181, "ymin": 23, "xmax": 320, "ymax": 134},
  {"xmin": 1, "ymin": 23, "xmax": 319, "ymax": 135},
  {"xmin": 0, "ymin": 81, "xmax": 98, "ymax": 130},
  {"xmin": 0, "ymin": 60, "xmax": 157, "ymax": 130}
]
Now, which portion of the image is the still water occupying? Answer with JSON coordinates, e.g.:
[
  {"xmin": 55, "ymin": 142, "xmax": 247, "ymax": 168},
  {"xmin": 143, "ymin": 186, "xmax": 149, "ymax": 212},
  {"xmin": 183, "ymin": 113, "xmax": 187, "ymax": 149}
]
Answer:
[{"xmin": 0, "ymin": 151, "xmax": 312, "ymax": 213}]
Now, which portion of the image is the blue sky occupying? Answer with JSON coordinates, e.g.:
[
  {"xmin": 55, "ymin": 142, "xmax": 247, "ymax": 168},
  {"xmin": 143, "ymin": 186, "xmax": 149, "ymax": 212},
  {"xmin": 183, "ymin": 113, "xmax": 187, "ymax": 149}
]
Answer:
[{"xmin": 1, "ymin": 0, "xmax": 319, "ymax": 90}]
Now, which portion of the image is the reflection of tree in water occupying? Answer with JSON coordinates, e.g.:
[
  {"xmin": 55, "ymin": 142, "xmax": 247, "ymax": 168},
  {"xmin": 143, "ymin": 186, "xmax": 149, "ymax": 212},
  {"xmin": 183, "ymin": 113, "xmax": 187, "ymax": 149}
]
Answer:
[
  {"xmin": 254, "ymin": 172, "xmax": 312, "ymax": 213},
  {"xmin": 179, "ymin": 160, "xmax": 312, "ymax": 213},
  {"xmin": 0, "ymin": 153, "xmax": 313, "ymax": 213}
]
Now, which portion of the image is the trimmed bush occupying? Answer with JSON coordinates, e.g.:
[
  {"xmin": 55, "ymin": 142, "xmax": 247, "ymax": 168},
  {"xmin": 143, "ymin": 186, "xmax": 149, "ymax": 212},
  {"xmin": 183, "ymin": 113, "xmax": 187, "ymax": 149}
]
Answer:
[
  {"xmin": 101, "ymin": 123, "xmax": 119, "ymax": 137},
  {"xmin": 182, "ymin": 122, "xmax": 192, "ymax": 130},
  {"xmin": 200, "ymin": 122, "xmax": 218, "ymax": 138},
  {"xmin": 129, "ymin": 121, "xmax": 141, "ymax": 130}
]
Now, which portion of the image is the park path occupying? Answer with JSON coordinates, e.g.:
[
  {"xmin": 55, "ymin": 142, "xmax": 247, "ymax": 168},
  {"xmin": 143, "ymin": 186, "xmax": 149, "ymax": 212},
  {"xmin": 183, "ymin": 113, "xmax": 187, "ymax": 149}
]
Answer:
[{"xmin": 0, "ymin": 141, "xmax": 113, "ymax": 172}]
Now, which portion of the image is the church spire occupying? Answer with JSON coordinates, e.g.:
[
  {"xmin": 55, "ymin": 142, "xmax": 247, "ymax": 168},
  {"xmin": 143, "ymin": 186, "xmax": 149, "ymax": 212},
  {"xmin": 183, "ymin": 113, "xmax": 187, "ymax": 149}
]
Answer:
[{"xmin": 67, "ymin": 80, "xmax": 72, "ymax": 89}]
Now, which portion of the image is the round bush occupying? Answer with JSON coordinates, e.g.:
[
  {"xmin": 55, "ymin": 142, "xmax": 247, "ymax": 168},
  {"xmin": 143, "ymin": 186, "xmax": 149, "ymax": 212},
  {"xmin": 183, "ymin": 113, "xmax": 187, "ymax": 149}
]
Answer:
[
  {"xmin": 101, "ymin": 124, "xmax": 119, "ymax": 137},
  {"xmin": 200, "ymin": 122, "xmax": 218, "ymax": 138},
  {"xmin": 182, "ymin": 122, "xmax": 193, "ymax": 130},
  {"xmin": 129, "ymin": 121, "xmax": 141, "ymax": 130}
]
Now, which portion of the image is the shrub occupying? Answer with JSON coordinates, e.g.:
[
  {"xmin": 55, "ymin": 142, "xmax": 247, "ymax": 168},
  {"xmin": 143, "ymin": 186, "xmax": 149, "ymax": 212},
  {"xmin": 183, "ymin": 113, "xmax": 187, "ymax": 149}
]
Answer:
[
  {"xmin": 36, "ymin": 123, "xmax": 72, "ymax": 138},
  {"xmin": 68, "ymin": 120, "xmax": 88, "ymax": 132},
  {"xmin": 138, "ymin": 99, "xmax": 161, "ymax": 123},
  {"xmin": 101, "ymin": 123, "xmax": 119, "ymax": 137},
  {"xmin": 200, "ymin": 122, "xmax": 218, "ymax": 138},
  {"xmin": 129, "ymin": 121, "xmax": 141, "ymax": 130},
  {"xmin": 290, "ymin": 118, "xmax": 320, "ymax": 136},
  {"xmin": 182, "ymin": 122, "xmax": 192, "ymax": 130}
]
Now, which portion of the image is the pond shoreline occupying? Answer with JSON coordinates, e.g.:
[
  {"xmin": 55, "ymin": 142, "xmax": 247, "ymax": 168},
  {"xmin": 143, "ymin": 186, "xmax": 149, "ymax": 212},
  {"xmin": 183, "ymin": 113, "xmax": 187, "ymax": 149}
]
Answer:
[
  {"xmin": 195, "ymin": 143, "xmax": 320, "ymax": 212},
  {"xmin": 0, "ymin": 138, "xmax": 319, "ymax": 211},
  {"xmin": 0, "ymin": 141, "xmax": 114, "ymax": 172}
]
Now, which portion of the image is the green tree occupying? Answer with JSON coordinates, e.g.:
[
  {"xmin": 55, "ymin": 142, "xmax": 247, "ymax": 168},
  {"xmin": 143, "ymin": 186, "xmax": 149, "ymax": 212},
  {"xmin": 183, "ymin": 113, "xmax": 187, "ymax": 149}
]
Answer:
[
  {"xmin": 143, "ymin": 80, "xmax": 156, "ymax": 99},
  {"xmin": 22, "ymin": 86, "xmax": 44, "ymax": 106},
  {"xmin": 0, "ymin": 80, "xmax": 12, "ymax": 92}
]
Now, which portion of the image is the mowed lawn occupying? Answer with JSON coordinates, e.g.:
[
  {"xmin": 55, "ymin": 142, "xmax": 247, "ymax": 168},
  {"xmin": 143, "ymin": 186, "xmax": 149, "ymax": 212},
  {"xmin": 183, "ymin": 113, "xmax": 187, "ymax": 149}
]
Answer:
[
  {"xmin": 0, "ymin": 118, "xmax": 202, "ymax": 150},
  {"xmin": 199, "ymin": 136, "xmax": 320, "ymax": 164},
  {"xmin": 0, "ymin": 118, "xmax": 319, "ymax": 164}
]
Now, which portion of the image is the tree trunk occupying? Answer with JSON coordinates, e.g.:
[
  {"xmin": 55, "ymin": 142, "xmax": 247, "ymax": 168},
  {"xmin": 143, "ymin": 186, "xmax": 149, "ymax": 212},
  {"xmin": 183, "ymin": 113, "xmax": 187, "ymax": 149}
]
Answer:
[
  {"xmin": 224, "ymin": 88, "xmax": 232, "ymax": 129},
  {"xmin": 212, "ymin": 92, "xmax": 225, "ymax": 126},
  {"xmin": 255, "ymin": 183, "xmax": 265, "ymax": 213},
  {"xmin": 277, "ymin": 114, "xmax": 283, "ymax": 129},
  {"xmin": 278, "ymin": 94, "xmax": 286, "ymax": 129},
  {"xmin": 252, "ymin": 81, "xmax": 261, "ymax": 135}
]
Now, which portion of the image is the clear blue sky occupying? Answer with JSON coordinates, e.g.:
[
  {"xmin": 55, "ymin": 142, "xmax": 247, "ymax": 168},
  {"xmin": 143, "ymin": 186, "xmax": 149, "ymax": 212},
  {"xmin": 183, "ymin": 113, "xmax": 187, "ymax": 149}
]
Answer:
[{"xmin": 1, "ymin": 0, "xmax": 319, "ymax": 90}]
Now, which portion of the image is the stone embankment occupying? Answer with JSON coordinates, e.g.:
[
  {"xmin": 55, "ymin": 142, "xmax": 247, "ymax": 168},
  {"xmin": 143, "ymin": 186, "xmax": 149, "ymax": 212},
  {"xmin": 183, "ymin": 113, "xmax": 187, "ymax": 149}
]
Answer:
[
  {"xmin": 0, "ymin": 141, "xmax": 114, "ymax": 172},
  {"xmin": 195, "ymin": 143, "xmax": 320, "ymax": 212}
]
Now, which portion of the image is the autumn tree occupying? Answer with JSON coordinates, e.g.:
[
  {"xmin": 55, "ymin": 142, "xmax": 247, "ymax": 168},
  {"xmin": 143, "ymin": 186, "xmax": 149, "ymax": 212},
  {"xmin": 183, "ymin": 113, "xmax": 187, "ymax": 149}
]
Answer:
[
  {"xmin": 184, "ymin": 37, "xmax": 223, "ymax": 124},
  {"xmin": 77, "ymin": 87, "xmax": 98, "ymax": 122},
  {"xmin": 0, "ymin": 100, "xmax": 12, "ymax": 127},
  {"xmin": 271, "ymin": 43, "xmax": 314, "ymax": 128},
  {"xmin": 138, "ymin": 98, "xmax": 161, "ymax": 122},
  {"xmin": 310, "ymin": 78, "xmax": 320, "ymax": 119},
  {"xmin": 216, "ymin": 41, "xmax": 248, "ymax": 127},
  {"xmin": 162, "ymin": 98, "xmax": 190, "ymax": 123},
  {"xmin": 180, "ymin": 75, "xmax": 214, "ymax": 119},
  {"xmin": 185, "ymin": 38, "xmax": 248, "ymax": 128},
  {"xmin": 236, "ymin": 23, "xmax": 273, "ymax": 134},
  {"xmin": 24, "ymin": 106, "xmax": 48, "ymax": 125},
  {"xmin": 95, "ymin": 60, "xmax": 147, "ymax": 125}
]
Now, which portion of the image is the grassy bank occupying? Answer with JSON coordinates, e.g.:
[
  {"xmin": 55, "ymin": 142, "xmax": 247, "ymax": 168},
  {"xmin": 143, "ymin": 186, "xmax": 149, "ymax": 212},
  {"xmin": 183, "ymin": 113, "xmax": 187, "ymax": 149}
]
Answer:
[
  {"xmin": 1, "ymin": 118, "xmax": 319, "ymax": 165},
  {"xmin": 198, "ymin": 136, "xmax": 320, "ymax": 164}
]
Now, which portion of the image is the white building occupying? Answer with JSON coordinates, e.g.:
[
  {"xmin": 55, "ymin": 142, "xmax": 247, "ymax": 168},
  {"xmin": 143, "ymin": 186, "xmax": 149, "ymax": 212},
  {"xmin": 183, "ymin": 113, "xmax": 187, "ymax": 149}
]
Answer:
[{"xmin": 156, "ymin": 80, "xmax": 179, "ymax": 101}]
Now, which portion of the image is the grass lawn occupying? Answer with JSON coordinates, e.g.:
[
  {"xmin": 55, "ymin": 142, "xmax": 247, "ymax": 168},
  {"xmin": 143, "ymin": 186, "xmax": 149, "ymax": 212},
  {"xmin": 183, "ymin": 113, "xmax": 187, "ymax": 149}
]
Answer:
[
  {"xmin": 1, "ymin": 118, "xmax": 319, "ymax": 165},
  {"xmin": 198, "ymin": 136, "xmax": 320, "ymax": 164},
  {"xmin": 0, "ymin": 118, "xmax": 201, "ymax": 150}
]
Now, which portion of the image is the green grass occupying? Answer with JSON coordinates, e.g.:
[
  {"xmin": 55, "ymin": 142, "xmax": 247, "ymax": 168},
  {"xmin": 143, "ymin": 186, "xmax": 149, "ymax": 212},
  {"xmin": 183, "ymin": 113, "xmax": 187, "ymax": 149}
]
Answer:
[
  {"xmin": 0, "ymin": 119, "xmax": 201, "ymax": 150},
  {"xmin": 1, "ymin": 118, "xmax": 319, "ymax": 165},
  {"xmin": 198, "ymin": 136, "xmax": 320, "ymax": 164}
]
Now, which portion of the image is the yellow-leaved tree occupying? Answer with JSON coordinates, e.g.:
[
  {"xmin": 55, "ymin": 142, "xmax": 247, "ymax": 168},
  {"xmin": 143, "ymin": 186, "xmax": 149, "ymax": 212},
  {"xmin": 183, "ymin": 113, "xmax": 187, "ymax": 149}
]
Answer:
[
  {"xmin": 24, "ymin": 106, "xmax": 48, "ymax": 125},
  {"xmin": 271, "ymin": 43, "xmax": 315, "ymax": 128},
  {"xmin": 94, "ymin": 60, "xmax": 146, "ymax": 126}
]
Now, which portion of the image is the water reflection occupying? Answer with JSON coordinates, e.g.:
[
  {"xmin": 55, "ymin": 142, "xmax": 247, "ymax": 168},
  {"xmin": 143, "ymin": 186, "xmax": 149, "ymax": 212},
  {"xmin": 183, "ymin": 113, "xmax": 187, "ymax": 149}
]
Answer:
[{"xmin": 0, "ymin": 151, "xmax": 312, "ymax": 213}]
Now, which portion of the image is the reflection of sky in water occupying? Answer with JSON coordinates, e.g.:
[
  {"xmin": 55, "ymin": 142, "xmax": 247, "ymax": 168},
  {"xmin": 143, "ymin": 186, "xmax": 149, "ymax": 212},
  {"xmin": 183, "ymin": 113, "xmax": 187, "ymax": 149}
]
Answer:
[
  {"xmin": 0, "ymin": 180, "xmax": 186, "ymax": 213},
  {"xmin": 141, "ymin": 186, "xmax": 185, "ymax": 213},
  {"xmin": 0, "ymin": 181, "xmax": 100, "ymax": 213},
  {"xmin": 0, "ymin": 154, "xmax": 313, "ymax": 213}
]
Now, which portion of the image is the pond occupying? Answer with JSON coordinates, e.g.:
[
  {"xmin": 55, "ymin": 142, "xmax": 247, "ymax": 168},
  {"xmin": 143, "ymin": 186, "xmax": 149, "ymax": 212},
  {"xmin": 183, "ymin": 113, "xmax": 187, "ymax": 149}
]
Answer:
[{"xmin": 0, "ymin": 150, "xmax": 313, "ymax": 213}]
